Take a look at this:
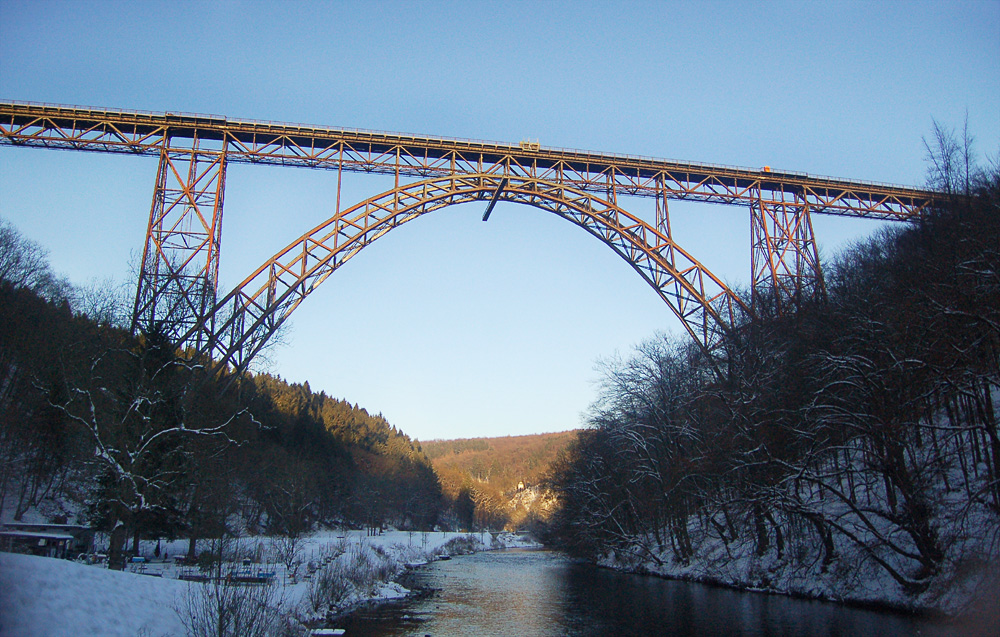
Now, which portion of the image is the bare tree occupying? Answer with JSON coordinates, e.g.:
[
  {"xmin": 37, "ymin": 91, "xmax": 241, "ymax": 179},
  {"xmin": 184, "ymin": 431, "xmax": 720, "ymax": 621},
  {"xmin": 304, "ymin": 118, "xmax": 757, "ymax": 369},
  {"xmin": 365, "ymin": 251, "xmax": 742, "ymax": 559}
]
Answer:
[
  {"xmin": 73, "ymin": 276, "xmax": 132, "ymax": 328},
  {"xmin": 49, "ymin": 327, "xmax": 251, "ymax": 569},
  {"xmin": 176, "ymin": 537, "xmax": 292, "ymax": 637},
  {"xmin": 0, "ymin": 219, "xmax": 49, "ymax": 289},
  {"xmin": 924, "ymin": 114, "xmax": 980, "ymax": 197},
  {"xmin": 0, "ymin": 218, "xmax": 71, "ymax": 302}
]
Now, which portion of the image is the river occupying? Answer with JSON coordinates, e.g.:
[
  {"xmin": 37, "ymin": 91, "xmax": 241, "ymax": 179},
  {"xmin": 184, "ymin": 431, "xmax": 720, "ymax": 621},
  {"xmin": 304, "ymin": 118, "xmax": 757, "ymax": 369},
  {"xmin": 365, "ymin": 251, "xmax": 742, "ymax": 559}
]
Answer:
[{"xmin": 338, "ymin": 548, "xmax": 956, "ymax": 636}]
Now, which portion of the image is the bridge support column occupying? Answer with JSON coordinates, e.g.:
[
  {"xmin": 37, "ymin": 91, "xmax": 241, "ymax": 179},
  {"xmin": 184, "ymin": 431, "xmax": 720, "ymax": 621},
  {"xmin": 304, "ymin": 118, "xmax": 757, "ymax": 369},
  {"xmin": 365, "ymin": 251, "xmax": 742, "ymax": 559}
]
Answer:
[
  {"xmin": 131, "ymin": 139, "xmax": 227, "ymax": 346},
  {"xmin": 750, "ymin": 189, "xmax": 824, "ymax": 311},
  {"xmin": 655, "ymin": 185, "xmax": 671, "ymax": 238}
]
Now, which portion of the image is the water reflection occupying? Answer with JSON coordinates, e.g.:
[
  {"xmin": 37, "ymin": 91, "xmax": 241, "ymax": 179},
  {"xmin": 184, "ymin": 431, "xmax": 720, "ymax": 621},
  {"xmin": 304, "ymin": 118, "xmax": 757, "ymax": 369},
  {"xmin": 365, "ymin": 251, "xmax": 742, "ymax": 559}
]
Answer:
[{"xmin": 340, "ymin": 549, "xmax": 952, "ymax": 636}]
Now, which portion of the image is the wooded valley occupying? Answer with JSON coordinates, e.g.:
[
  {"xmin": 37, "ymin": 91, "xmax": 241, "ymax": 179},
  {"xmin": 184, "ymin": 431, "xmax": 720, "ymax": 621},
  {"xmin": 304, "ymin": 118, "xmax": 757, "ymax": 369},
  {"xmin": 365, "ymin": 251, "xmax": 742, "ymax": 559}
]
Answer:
[
  {"xmin": 546, "ymin": 146, "xmax": 1000, "ymax": 610},
  {"xmin": 0, "ymin": 231, "xmax": 442, "ymax": 568}
]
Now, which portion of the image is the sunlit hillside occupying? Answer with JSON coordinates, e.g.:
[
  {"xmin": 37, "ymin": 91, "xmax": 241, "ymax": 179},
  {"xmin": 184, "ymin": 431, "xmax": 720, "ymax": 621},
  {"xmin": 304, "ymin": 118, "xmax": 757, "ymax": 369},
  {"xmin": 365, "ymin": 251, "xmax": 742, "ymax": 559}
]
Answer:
[{"xmin": 421, "ymin": 431, "xmax": 579, "ymax": 531}]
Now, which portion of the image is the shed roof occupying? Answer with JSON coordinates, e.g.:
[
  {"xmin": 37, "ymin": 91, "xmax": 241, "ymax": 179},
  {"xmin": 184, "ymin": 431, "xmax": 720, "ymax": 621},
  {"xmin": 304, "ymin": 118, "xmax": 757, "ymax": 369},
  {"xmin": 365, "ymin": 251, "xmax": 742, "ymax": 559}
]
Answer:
[{"xmin": 0, "ymin": 531, "xmax": 76, "ymax": 541}]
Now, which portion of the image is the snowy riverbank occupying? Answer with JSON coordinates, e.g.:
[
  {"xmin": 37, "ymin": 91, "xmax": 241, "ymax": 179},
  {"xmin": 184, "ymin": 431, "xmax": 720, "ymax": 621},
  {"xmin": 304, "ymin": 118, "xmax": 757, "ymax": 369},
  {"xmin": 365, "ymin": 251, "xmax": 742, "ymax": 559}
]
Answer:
[
  {"xmin": 0, "ymin": 530, "xmax": 541, "ymax": 636},
  {"xmin": 591, "ymin": 520, "xmax": 999, "ymax": 622}
]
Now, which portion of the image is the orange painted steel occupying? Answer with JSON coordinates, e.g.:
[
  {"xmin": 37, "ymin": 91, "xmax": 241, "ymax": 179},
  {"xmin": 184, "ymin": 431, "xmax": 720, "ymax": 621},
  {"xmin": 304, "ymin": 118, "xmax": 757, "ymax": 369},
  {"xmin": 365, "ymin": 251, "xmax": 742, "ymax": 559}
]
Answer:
[
  {"xmin": 0, "ymin": 101, "xmax": 933, "ymax": 219},
  {"xmin": 132, "ymin": 144, "xmax": 227, "ymax": 342},
  {"xmin": 750, "ymin": 189, "xmax": 825, "ymax": 308},
  {"xmin": 0, "ymin": 101, "xmax": 940, "ymax": 371},
  {"xmin": 188, "ymin": 174, "xmax": 745, "ymax": 374}
]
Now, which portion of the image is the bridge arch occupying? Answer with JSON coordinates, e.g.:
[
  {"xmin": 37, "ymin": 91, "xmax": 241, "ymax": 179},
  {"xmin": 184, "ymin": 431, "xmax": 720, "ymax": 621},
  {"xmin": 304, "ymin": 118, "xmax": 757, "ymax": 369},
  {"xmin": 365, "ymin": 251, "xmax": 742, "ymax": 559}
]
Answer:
[{"xmin": 186, "ymin": 173, "xmax": 747, "ymax": 374}]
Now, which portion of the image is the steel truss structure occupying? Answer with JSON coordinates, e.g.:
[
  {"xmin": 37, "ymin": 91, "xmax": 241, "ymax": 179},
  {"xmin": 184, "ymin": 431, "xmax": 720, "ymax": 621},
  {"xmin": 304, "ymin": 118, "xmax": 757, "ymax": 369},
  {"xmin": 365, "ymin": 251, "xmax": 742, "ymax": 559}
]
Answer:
[
  {"xmin": 750, "ymin": 191, "xmax": 824, "ymax": 308},
  {"xmin": 133, "ymin": 144, "xmax": 227, "ymax": 345},
  {"xmin": 197, "ymin": 174, "xmax": 743, "ymax": 373},
  {"xmin": 0, "ymin": 101, "xmax": 938, "ymax": 373}
]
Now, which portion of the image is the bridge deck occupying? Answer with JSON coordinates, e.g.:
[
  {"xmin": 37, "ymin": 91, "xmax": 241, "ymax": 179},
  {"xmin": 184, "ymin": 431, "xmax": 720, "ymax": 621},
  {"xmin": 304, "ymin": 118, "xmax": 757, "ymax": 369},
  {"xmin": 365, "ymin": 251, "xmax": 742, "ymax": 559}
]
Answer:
[{"xmin": 0, "ymin": 100, "xmax": 937, "ymax": 219}]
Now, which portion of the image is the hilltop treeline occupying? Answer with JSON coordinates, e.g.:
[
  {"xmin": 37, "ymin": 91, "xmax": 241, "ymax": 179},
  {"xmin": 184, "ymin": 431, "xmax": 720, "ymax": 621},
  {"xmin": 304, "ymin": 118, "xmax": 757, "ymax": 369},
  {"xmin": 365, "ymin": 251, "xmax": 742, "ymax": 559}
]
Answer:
[
  {"xmin": 0, "ymin": 220, "xmax": 442, "ymax": 567},
  {"xmin": 242, "ymin": 375, "xmax": 442, "ymax": 535},
  {"xmin": 548, "ymin": 171, "xmax": 999, "ymax": 609},
  {"xmin": 423, "ymin": 431, "xmax": 576, "ymax": 530}
]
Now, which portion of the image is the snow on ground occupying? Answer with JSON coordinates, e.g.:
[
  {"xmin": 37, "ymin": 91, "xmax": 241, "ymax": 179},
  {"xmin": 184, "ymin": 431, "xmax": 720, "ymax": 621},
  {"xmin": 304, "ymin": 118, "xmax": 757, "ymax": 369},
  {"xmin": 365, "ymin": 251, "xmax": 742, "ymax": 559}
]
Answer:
[
  {"xmin": 0, "ymin": 530, "xmax": 541, "ymax": 637},
  {"xmin": 0, "ymin": 551, "xmax": 189, "ymax": 637}
]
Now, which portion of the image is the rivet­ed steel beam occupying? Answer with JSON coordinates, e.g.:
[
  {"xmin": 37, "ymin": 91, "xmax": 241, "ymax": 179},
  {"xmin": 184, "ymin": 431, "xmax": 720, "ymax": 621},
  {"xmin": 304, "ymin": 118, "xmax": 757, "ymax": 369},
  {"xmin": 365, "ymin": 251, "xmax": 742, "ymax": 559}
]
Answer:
[
  {"xmin": 0, "ymin": 101, "xmax": 937, "ymax": 220},
  {"xmin": 0, "ymin": 101, "xmax": 940, "ymax": 373},
  {"xmin": 482, "ymin": 177, "xmax": 508, "ymax": 221},
  {"xmin": 184, "ymin": 174, "xmax": 746, "ymax": 378},
  {"xmin": 132, "ymin": 136, "xmax": 227, "ymax": 343},
  {"xmin": 750, "ymin": 187, "xmax": 824, "ymax": 308}
]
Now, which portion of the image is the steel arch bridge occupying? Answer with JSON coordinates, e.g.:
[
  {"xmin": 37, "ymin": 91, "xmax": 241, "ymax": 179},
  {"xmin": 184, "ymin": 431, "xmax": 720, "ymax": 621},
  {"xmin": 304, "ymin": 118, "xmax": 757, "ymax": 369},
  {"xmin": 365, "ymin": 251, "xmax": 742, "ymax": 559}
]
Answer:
[{"xmin": 0, "ymin": 101, "xmax": 938, "ymax": 375}]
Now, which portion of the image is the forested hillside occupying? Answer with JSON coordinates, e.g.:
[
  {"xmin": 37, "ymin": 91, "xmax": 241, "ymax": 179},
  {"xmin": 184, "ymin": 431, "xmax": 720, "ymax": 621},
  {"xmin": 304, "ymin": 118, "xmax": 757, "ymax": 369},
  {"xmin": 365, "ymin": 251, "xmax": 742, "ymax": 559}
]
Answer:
[
  {"xmin": 548, "ymin": 147, "xmax": 1000, "ymax": 612},
  {"xmin": 423, "ymin": 431, "xmax": 577, "ymax": 531},
  {"xmin": 0, "ymin": 219, "xmax": 442, "ymax": 568}
]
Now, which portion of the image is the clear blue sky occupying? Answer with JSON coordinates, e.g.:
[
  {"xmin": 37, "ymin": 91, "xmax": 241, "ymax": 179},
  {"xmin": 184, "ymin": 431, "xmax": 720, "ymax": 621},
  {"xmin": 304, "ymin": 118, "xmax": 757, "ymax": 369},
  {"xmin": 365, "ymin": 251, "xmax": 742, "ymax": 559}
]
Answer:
[{"xmin": 1, "ymin": 0, "xmax": 998, "ymax": 441}]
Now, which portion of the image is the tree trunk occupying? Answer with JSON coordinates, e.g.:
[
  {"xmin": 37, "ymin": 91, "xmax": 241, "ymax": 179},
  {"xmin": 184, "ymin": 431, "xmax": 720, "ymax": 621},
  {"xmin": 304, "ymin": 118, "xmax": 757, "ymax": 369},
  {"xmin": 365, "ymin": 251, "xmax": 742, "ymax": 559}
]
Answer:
[
  {"xmin": 108, "ymin": 522, "xmax": 127, "ymax": 571},
  {"xmin": 753, "ymin": 503, "xmax": 769, "ymax": 556},
  {"xmin": 980, "ymin": 379, "xmax": 1000, "ymax": 509},
  {"xmin": 806, "ymin": 514, "xmax": 835, "ymax": 572},
  {"xmin": 764, "ymin": 510, "xmax": 784, "ymax": 559}
]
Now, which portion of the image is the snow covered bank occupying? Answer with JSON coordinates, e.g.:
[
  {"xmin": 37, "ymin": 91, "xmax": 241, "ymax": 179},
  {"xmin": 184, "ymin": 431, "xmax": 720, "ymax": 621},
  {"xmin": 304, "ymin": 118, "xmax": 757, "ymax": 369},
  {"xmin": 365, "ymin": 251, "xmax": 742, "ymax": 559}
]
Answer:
[
  {"xmin": 592, "ymin": 509, "xmax": 998, "ymax": 619},
  {"xmin": 0, "ymin": 530, "xmax": 541, "ymax": 636},
  {"xmin": 295, "ymin": 530, "xmax": 540, "ymax": 622},
  {"xmin": 0, "ymin": 552, "xmax": 189, "ymax": 637}
]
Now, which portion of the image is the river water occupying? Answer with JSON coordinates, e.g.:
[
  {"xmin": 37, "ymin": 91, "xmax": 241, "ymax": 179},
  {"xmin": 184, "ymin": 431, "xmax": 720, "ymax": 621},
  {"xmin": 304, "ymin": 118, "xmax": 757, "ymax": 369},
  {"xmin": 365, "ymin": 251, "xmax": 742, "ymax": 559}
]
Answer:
[{"xmin": 339, "ymin": 548, "xmax": 955, "ymax": 636}]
